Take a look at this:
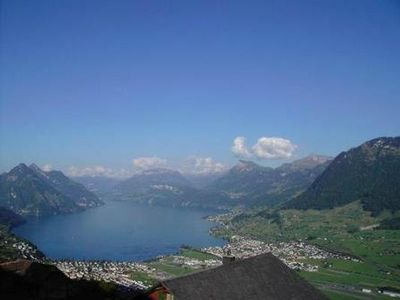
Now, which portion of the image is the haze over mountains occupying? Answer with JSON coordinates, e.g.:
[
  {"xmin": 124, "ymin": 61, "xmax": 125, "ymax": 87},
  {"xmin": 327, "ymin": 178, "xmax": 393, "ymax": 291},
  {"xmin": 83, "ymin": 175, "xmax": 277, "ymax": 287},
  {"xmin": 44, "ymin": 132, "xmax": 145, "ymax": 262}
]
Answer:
[
  {"xmin": 72, "ymin": 176, "xmax": 122, "ymax": 197},
  {"xmin": 100, "ymin": 155, "xmax": 331, "ymax": 209}
]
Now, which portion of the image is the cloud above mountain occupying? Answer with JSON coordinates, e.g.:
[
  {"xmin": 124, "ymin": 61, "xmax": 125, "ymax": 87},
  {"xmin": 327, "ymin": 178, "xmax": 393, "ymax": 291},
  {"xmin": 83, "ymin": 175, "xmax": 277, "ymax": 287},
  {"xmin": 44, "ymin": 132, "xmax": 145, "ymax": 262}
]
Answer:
[
  {"xmin": 67, "ymin": 165, "xmax": 131, "ymax": 178},
  {"xmin": 132, "ymin": 156, "xmax": 167, "ymax": 170},
  {"xmin": 232, "ymin": 136, "xmax": 297, "ymax": 160},
  {"xmin": 65, "ymin": 137, "xmax": 295, "ymax": 179},
  {"xmin": 65, "ymin": 156, "xmax": 225, "ymax": 178},
  {"xmin": 232, "ymin": 137, "xmax": 252, "ymax": 157},
  {"xmin": 181, "ymin": 156, "xmax": 227, "ymax": 175},
  {"xmin": 252, "ymin": 137, "xmax": 297, "ymax": 159}
]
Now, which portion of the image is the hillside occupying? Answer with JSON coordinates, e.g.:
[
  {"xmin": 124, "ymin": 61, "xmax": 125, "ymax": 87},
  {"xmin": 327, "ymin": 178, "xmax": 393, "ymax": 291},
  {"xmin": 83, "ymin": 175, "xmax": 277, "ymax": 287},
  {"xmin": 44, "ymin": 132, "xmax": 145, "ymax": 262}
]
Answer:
[
  {"xmin": 206, "ymin": 155, "xmax": 331, "ymax": 206},
  {"xmin": 0, "ymin": 206, "xmax": 44, "ymax": 262},
  {"xmin": 0, "ymin": 207, "xmax": 25, "ymax": 228},
  {"xmin": 30, "ymin": 164, "xmax": 102, "ymax": 209},
  {"xmin": 285, "ymin": 137, "xmax": 400, "ymax": 215},
  {"xmin": 0, "ymin": 164, "xmax": 103, "ymax": 216},
  {"xmin": 185, "ymin": 173, "xmax": 224, "ymax": 189}
]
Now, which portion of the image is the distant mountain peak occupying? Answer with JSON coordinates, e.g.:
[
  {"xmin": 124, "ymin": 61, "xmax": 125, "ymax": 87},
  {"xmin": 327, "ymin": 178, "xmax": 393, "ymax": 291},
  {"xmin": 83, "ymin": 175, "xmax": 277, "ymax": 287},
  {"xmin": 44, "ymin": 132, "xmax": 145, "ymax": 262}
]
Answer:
[
  {"xmin": 277, "ymin": 155, "xmax": 332, "ymax": 172},
  {"xmin": 303, "ymin": 154, "xmax": 332, "ymax": 163},
  {"xmin": 141, "ymin": 168, "xmax": 181, "ymax": 176},
  {"xmin": 29, "ymin": 163, "xmax": 42, "ymax": 171},
  {"xmin": 29, "ymin": 163, "xmax": 51, "ymax": 181},
  {"xmin": 8, "ymin": 163, "xmax": 33, "ymax": 177},
  {"xmin": 297, "ymin": 154, "xmax": 331, "ymax": 165},
  {"xmin": 1, "ymin": 163, "xmax": 103, "ymax": 216},
  {"xmin": 12, "ymin": 163, "xmax": 30, "ymax": 171},
  {"xmin": 113, "ymin": 166, "xmax": 203, "ymax": 206},
  {"xmin": 233, "ymin": 160, "xmax": 262, "ymax": 172}
]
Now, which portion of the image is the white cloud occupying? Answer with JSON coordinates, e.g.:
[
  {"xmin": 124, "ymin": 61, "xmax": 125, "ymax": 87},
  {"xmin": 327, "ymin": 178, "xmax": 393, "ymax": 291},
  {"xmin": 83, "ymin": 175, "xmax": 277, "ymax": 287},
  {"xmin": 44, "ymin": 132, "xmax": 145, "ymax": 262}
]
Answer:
[
  {"xmin": 66, "ymin": 165, "xmax": 131, "ymax": 178},
  {"xmin": 132, "ymin": 156, "xmax": 167, "ymax": 170},
  {"xmin": 42, "ymin": 164, "xmax": 52, "ymax": 172},
  {"xmin": 252, "ymin": 137, "xmax": 297, "ymax": 159},
  {"xmin": 182, "ymin": 156, "xmax": 228, "ymax": 175},
  {"xmin": 231, "ymin": 136, "xmax": 297, "ymax": 160},
  {"xmin": 231, "ymin": 136, "xmax": 251, "ymax": 158}
]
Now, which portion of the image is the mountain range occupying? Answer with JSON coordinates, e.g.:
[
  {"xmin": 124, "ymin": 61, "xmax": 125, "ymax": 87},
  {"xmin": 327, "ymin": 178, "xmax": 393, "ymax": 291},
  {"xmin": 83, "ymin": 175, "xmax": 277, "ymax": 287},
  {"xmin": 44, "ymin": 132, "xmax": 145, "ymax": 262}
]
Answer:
[
  {"xmin": 108, "ymin": 155, "xmax": 331, "ymax": 209},
  {"xmin": 107, "ymin": 136, "xmax": 400, "ymax": 214},
  {"xmin": 2, "ymin": 136, "xmax": 399, "ymax": 215},
  {"xmin": 0, "ymin": 164, "xmax": 103, "ymax": 216},
  {"xmin": 206, "ymin": 155, "xmax": 331, "ymax": 206}
]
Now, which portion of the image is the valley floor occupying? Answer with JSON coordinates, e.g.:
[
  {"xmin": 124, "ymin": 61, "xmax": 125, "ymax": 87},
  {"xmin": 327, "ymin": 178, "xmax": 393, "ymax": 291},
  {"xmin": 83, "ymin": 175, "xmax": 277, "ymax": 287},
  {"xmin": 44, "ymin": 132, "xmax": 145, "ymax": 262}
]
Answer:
[{"xmin": 208, "ymin": 202, "xmax": 400, "ymax": 300}]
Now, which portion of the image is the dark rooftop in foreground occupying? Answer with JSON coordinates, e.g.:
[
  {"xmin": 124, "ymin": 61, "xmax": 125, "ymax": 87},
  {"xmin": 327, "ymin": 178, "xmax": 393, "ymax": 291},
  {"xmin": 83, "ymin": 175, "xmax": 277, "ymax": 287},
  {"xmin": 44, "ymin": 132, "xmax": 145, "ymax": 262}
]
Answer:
[{"xmin": 141, "ymin": 253, "xmax": 328, "ymax": 300}]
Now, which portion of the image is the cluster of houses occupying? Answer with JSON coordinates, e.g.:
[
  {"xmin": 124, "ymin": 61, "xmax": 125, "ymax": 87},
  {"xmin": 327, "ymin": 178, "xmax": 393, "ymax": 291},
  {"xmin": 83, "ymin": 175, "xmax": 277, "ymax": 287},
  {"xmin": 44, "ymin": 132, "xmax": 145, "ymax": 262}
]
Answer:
[
  {"xmin": 0, "ymin": 254, "xmax": 329, "ymax": 300},
  {"xmin": 50, "ymin": 236, "xmax": 359, "ymax": 295},
  {"xmin": 5, "ymin": 235, "xmax": 395, "ymax": 299},
  {"xmin": 0, "ymin": 229, "xmax": 42, "ymax": 262},
  {"xmin": 166, "ymin": 255, "xmax": 221, "ymax": 269},
  {"xmin": 55, "ymin": 260, "xmax": 153, "ymax": 290},
  {"xmin": 10, "ymin": 240, "xmax": 42, "ymax": 261},
  {"xmin": 4, "ymin": 227, "xmax": 385, "ymax": 300},
  {"xmin": 201, "ymin": 236, "xmax": 357, "ymax": 272}
]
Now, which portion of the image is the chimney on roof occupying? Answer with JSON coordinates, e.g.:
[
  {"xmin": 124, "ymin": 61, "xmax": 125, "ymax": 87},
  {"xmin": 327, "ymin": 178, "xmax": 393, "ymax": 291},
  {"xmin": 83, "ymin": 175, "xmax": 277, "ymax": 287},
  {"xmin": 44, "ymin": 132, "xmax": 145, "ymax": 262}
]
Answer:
[
  {"xmin": 222, "ymin": 247, "xmax": 235, "ymax": 264},
  {"xmin": 223, "ymin": 255, "xmax": 236, "ymax": 264}
]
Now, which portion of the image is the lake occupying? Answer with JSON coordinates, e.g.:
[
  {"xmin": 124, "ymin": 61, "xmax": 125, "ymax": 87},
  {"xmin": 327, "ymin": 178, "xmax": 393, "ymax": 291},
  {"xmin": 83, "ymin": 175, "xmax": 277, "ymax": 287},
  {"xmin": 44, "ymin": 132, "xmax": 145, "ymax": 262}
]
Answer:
[{"xmin": 12, "ymin": 201, "xmax": 224, "ymax": 261}]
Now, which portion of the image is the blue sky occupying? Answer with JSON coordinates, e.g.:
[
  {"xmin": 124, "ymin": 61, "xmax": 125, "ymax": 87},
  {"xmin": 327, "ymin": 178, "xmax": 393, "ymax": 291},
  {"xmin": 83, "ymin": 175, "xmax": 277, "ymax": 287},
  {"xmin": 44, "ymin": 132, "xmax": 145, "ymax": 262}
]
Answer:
[{"xmin": 1, "ymin": 0, "xmax": 399, "ymax": 176}]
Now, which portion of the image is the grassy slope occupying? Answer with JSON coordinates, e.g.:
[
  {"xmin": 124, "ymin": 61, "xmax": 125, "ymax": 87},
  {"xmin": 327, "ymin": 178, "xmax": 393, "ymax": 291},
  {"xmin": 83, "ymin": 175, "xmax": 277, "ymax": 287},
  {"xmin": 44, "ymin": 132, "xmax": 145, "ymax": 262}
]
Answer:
[
  {"xmin": 179, "ymin": 248, "xmax": 218, "ymax": 261},
  {"xmin": 0, "ymin": 225, "xmax": 44, "ymax": 262},
  {"xmin": 0, "ymin": 225, "xmax": 21, "ymax": 261},
  {"xmin": 212, "ymin": 202, "xmax": 400, "ymax": 299},
  {"xmin": 145, "ymin": 248, "xmax": 217, "ymax": 279}
]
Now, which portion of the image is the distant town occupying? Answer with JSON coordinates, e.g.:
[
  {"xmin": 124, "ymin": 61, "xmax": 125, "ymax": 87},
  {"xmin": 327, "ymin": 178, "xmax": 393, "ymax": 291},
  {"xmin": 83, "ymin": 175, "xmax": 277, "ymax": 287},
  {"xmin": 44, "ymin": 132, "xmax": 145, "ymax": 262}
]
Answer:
[{"xmin": 9, "ymin": 233, "xmax": 357, "ymax": 291}]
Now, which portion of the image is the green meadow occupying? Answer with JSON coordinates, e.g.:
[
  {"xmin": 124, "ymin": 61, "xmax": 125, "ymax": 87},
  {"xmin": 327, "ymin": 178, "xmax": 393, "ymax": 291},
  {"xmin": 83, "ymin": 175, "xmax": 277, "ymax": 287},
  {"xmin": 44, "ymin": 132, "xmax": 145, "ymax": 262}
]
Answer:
[{"xmin": 212, "ymin": 202, "xmax": 400, "ymax": 299}]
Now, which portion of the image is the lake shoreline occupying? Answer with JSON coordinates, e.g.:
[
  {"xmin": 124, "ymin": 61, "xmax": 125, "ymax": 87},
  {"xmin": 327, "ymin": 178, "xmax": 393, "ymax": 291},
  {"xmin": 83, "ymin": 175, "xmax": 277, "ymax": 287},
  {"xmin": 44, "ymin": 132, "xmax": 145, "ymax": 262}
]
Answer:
[{"xmin": 11, "ymin": 201, "xmax": 225, "ymax": 262}]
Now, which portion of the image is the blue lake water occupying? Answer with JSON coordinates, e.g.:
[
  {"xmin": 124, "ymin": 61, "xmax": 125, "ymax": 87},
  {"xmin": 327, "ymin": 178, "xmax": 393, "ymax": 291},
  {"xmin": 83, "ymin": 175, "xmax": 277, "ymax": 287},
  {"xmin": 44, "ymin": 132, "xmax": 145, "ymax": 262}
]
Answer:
[{"xmin": 12, "ymin": 201, "xmax": 224, "ymax": 261}]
